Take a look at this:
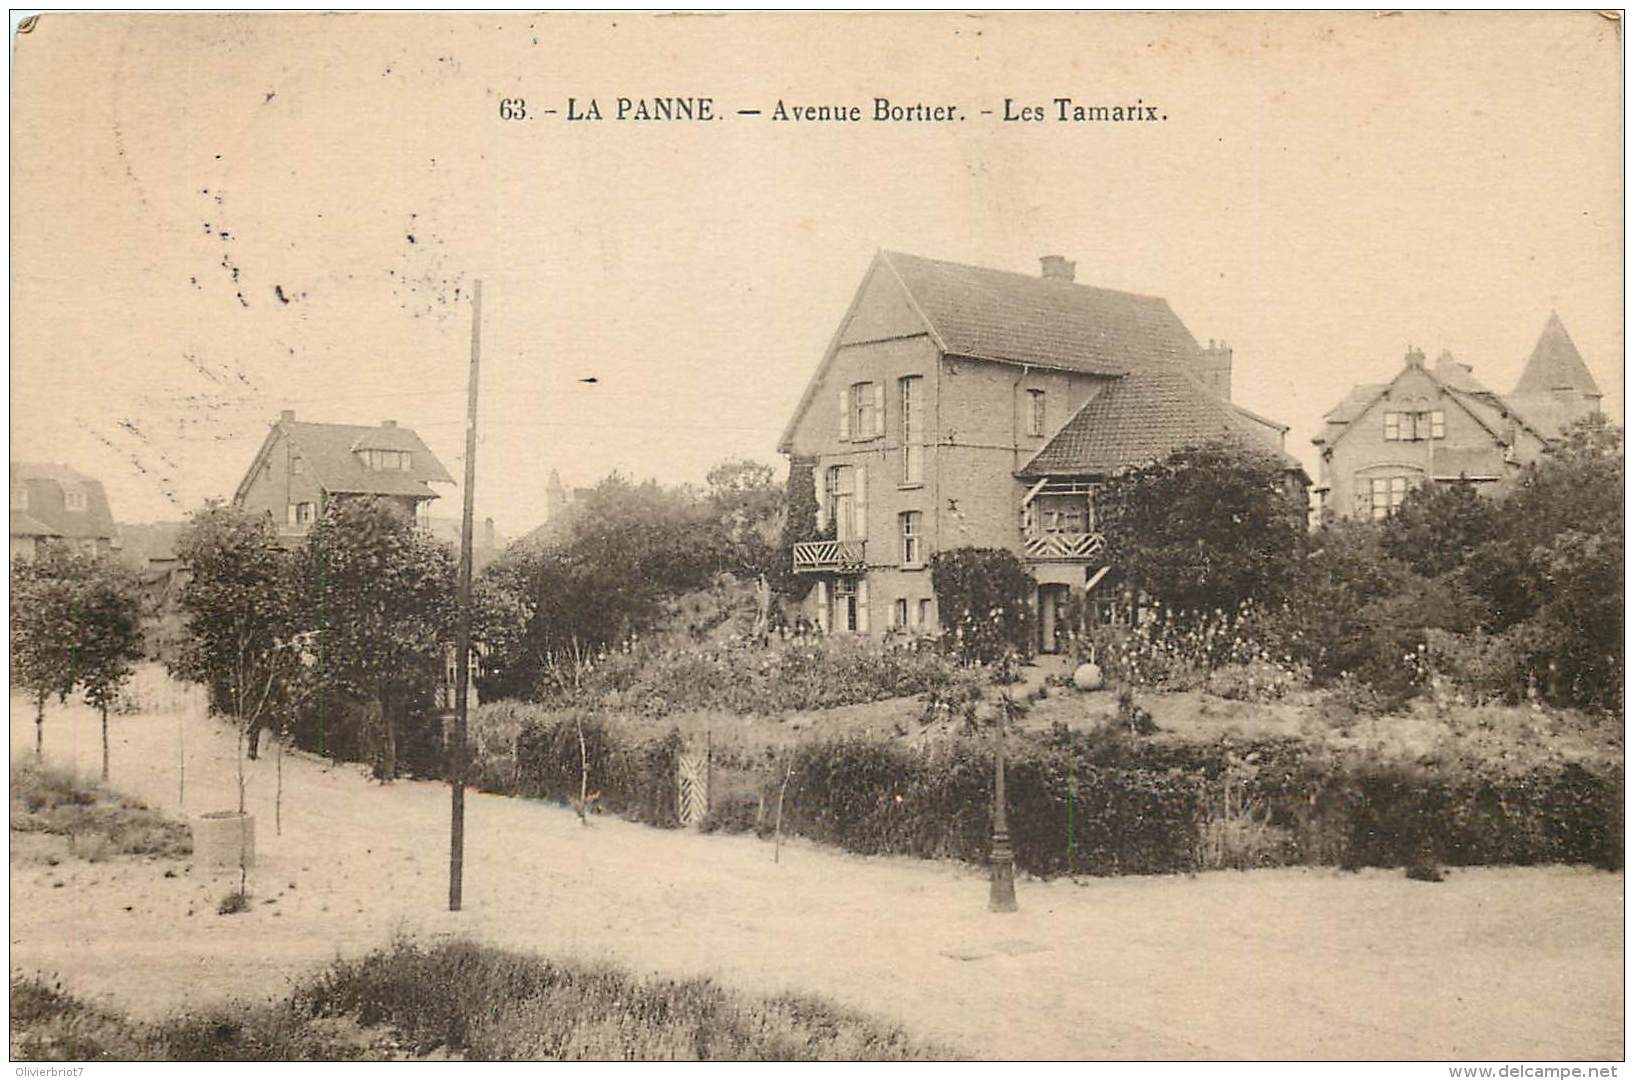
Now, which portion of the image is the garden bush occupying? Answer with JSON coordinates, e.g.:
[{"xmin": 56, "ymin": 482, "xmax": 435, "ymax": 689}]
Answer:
[
  {"xmin": 510, "ymin": 709, "xmax": 683, "ymax": 828},
  {"xmin": 536, "ymin": 631, "xmax": 972, "ymax": 718},
  {"xmin": 466, "ymin": 699, "xmax": 1621, "ymax": 878}
]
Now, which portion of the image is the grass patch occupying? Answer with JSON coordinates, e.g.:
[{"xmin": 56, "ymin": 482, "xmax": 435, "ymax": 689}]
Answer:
[
  {"xmin": 9, "ymin": 763, "xmax": 192, "ymax": 862},
  {"xmin": 10, "ymin": 940, "xmax": 947, "ymax": 1061}
]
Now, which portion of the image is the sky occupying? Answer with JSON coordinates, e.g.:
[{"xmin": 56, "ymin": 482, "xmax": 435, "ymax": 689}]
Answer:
[{"xmin": 11, "ymin": 11, "xmax": 1623, "ymax": 538}]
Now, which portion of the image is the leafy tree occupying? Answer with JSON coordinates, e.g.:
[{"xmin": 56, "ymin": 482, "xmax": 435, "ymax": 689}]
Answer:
[
  {"xmin": 705, "ymin": 458, "xmax": 785, "ymax": 581},
  {"xmin": 296, "ymin": 499, "xmax": 455, "ymax": 781},
  {"xmin": 11, "ymin": 552, "xmax": 85, "ymax": 759},
  {"xmin": 70, "ymin": 556, "xmax": 146, "ymax": 782},
  {"xmin": 1095, "ymin": 441, "xmax": 1307, "ymax": 615},
  {"xmin": 930, "ymin": 547, "xmax": 1036, "ymax": 665},
  {"xmin": 172, "ymin": 503, "xmax": 301, "ymax": 810},
  {"xmin": 1380, "ymin": 483, "xmax": 1501, "ymax": 579},
  {"xmin": 482, "ymin": 472, "xmax": 729, "ymax": 699}
]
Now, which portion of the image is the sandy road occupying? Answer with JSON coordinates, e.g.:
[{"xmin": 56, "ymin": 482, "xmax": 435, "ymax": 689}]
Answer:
[{"xmin": 9, "ymin": 696, "xmax": 1624, "ymax": 1060}]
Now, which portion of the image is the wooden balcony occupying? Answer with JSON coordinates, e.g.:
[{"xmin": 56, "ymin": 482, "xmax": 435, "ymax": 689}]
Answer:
[
  {"xmin": 793, "ymin": 539, "xmax": 867, "ymax": 573},
  {"xmin": 1022, "ymin": 531, "xmax": 1105, "ymax": 563}
]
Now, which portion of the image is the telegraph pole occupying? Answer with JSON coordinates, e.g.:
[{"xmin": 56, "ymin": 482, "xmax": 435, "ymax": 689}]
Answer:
[{"xmin": 450, "ymin": 279, "xmax": 482, "ymax": 912}]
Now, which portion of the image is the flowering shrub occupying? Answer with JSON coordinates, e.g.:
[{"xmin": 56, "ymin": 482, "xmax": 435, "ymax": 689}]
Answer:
[
  {"xmin": 534, "ymin": 631, "xmax": 976, "ymax": 718},
  {"xmin": 1083, "ymin": 603, "xmax": 1303, "ymax": 694},
  {"xmin": 1204, "ymin": 658, "xmax": 1311, "ymax": 703}
]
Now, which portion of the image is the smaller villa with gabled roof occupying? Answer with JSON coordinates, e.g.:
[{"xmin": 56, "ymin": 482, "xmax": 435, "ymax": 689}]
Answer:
[
  {"xmin": 232, "ymin": 410, "xmax": 454, "ymax": 545},
  {"xmin": 10, "ymin": 462, "xmax": 118, "ymax": 559},
  {"xmin": 1312, "ymin": 313, "xmax": 1602, "ymax": 522}
]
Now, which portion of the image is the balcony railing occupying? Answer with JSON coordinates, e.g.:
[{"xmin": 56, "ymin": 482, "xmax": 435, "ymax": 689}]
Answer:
[
  {"xmin": 793, "ymin": 539, "xmax": 867, "ymax": 573},
  {"xmin": 1022, "ymin": 531, "xmax": 1105, "ymax": 563}
]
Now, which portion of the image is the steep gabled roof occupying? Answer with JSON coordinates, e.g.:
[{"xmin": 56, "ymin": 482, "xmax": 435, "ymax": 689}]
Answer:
[
  {"xmin": 235, "ymin": 416, "xmax": 455, "ymax": 504},
  {"xmin": 1019, "ymin": 362, "xmax": 1301, "ymax": 478},
  {"xmin": 777, "ymin": 250, "xmax": 1218, "ymax": 454},
  {"xmin": 285, "ymin": 420, "xmax": 453, "ymax": 497},
  {"xmin": 10, "ymin": 462, "xmax": 117, "ymax": 540},
  {"xmin": 1513, "ymin": 312, "xmax": 1601, "ymax": 398},
  {"xmin": 1317, "ymin": 351, "xmax": 1554, "ymax": 455},
  {"xmin": 880, "ymin": 251, "xmax": 1202, "ymax": 374}
]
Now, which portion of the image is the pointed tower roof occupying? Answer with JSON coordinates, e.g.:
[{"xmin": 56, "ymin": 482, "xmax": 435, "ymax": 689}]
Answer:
[{"xmin": 1513, "ymin": 312, "xmax": 1601, "ymax": 398}]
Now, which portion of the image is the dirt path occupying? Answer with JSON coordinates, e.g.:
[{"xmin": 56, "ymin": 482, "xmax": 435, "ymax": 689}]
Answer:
[{"xmin": 9, "ymin": 696, "xmax": 1624, "ymax": 1060}]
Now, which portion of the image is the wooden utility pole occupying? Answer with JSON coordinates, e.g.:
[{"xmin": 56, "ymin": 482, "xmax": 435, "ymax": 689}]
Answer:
[{"xmin": 450, "ymin": 279, "xmax": 483, "ymax": 912}]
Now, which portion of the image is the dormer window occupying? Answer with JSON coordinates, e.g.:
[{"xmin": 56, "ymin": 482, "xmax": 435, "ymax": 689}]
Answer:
[
  {"xmin": 358, "ymin": 449, "xmax": 412, "ymax": 471},
  {"xmin": 64, "ymin": 488, "xmax": 87, "ymax": 511}
]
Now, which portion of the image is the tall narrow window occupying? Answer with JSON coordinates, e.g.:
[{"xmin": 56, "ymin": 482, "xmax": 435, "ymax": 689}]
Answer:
[
  {"xmin": 826, "ymin": 466, "xmax": 856, "ymax": 539},
  {"xmin": 291, "ymin": 455, "xmax": 305, "ymax": 475},
  {"xmin": 1027, "ymin": 389, "xmax": 1047, "ymax": 437},
  {"xmin": 850, "ymin": 382, "xmax": 879, "ymax": 439},
  {"xmin": 900, "ymin": 375, "xmax": 924, "ymax": 483},
  {"xmin": 1429, "ymin": 410, "xmax": 1446, "ymax": 439},
  {"xmin": 1383, "ymin": 412, "xmax": 1401, "ymax": 441},
  {"xmin": 893, "ymin": 598, "xmax": 908, "ymax": 629},
  {"xmin": 900, "ymin": 510, "xmax": 922, "ymax": 566}
]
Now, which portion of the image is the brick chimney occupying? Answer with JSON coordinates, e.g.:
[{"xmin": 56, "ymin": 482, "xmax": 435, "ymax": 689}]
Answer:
[
  {"xmin": 1405, "ymin": 346, "xmax": 1426, "ymax": 368},
  {"xmin": 1198, "ymin": 338, "xmax": 1233, "ymax": 401},
  {"xmin": 279, "ymin": 409, "xmax": 295, "ymax": 423},
  {"xmin": 381, "ymin": 419, "xmax": 397, "ymax": 428},
  {"xmin": 1039, "ymin": 255, "xmax": 1076, "ymax": 282}
]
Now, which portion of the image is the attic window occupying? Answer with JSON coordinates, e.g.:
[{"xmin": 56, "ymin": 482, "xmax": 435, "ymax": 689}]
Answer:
[
  {"xmin": 291, "ymin": 455, "xmax": 305, "ymax": 475},
  {"xmin": 64, "ymin": 488, "xmax": 87, "ymax": 511},
  {"xmin": 358, "ymin": 449, "xmax": 412, "ymax": 471}
]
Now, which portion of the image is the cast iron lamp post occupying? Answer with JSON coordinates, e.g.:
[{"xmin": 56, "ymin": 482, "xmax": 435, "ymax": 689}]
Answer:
[{"xmin": 989, "ymin": 709, "xmax": 1018, "ymax": 912}]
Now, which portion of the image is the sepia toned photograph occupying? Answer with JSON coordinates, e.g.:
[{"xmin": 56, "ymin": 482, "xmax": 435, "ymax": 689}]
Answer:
[{"xmin": 6, "ymin": 9, "xmax": 1625, "ymax": 1066}]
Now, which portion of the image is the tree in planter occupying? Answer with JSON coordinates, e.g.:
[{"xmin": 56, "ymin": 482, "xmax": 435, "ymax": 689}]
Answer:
[
  {"xmin": 1095, "ymin": 439, "xmax": 1306, "ymax": 616},
  {"xmin": 68, "ymin": 556, "xmax": 146, "ymax": 782},
  {"xmin": 929, "ymin": 548, "xmax": 1036, "ymax": 666},
  {"xmin": 10, "ymin": 553, "xmax": 83, "ymax": 759},
  {"xmin": 172, "ymin": 503, "xmax": 302, "ymax": 814},
  {"xmin": 296, "ymin": 498, "xmax": 455, "ymax": 782}
]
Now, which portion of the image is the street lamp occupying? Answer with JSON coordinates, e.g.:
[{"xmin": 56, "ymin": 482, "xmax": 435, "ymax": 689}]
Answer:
[{"xmin": 989, "ymin": 713, "xmax": 1018, "ymax": 913}]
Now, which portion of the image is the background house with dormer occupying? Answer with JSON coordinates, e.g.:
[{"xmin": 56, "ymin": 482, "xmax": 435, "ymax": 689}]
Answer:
[
  {"xmin": 777, "ymin": 250, "xmax": 1301, "ymax": 652},
  {"xmin": 1312, "ymin": 314, "xmax": 1602, "ymax": 522},
  {"xmin": 232, "ymin": 410, "xmax": 454, "ymax": 545},
  {"xmin": 10, "ymin": 462, "xmax": 118, "ymax": 559}
]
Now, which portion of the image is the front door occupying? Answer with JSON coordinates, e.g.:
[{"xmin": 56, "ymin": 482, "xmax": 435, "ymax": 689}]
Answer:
[{"xmin": 1038, "ymin": 584, "xmax": 1069, "ymax": 654}]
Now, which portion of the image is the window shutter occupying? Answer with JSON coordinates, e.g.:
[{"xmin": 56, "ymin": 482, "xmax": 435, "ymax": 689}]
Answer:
[
  {"xmin": 873, "ymin": 383, "xmax": 886, "ymax": 437},
  {"xmin": 815, "ymin": 580, "xmax": 830, "ymax": 633},
  {"xmin": 813, "ymin": 467, "xmax": 827, "ymax": 531},
  {"xmin": 854, "ymin": 466, "xmax": 868, "ymax": 541},
  {"xmin": 856, "ymin": 578, "xmax": 870, "ymax": 633},
  {"xmin": 838, "ymin": 387, "xmax": 851, "ymax": 441}
]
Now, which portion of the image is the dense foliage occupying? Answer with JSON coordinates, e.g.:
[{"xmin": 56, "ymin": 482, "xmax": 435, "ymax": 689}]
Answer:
[
  {"xmin": 1095, "ymin": 440, "xmax": 1307, "ymax": 614},
  {"xmin": 11, "ymin": 550, "xmax": 146, "ymax": 775},
  {"xmin": 1098, "ymin": 419, "xmax": 1622, "ymax": 714},
  {"xmin": 464, "ymin": 703, "xmax": 1621, "ymax": 877},
  {"xmin": 928, "ymin": 547, "xmax": 1036, "ymax": 665},
  {"xmin": 172, "ymin": 500, "xmax": 530, "ymax": 782},
  {"xmin": 12, "ymin": 940, "xmax": 942, "ymax": 1061}
]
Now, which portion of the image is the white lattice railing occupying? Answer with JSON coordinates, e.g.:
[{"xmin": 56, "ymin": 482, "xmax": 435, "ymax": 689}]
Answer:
[
  {"xmin": 1022, "ymin": 531, "xmax": 1106, "ymax": 562},
  {"xmin": 793, "ymin": 539, "xmax": 867, "ymax": 572}
]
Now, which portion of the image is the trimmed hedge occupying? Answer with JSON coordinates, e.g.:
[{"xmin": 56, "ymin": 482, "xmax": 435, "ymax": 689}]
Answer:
[
  {"xmin": 510, "ymin": 710, "xmax": 683, "ymax": 829},
  {"xmin": 473, "ymin": 703, "xmax": 1622, "ymax": 877}
]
